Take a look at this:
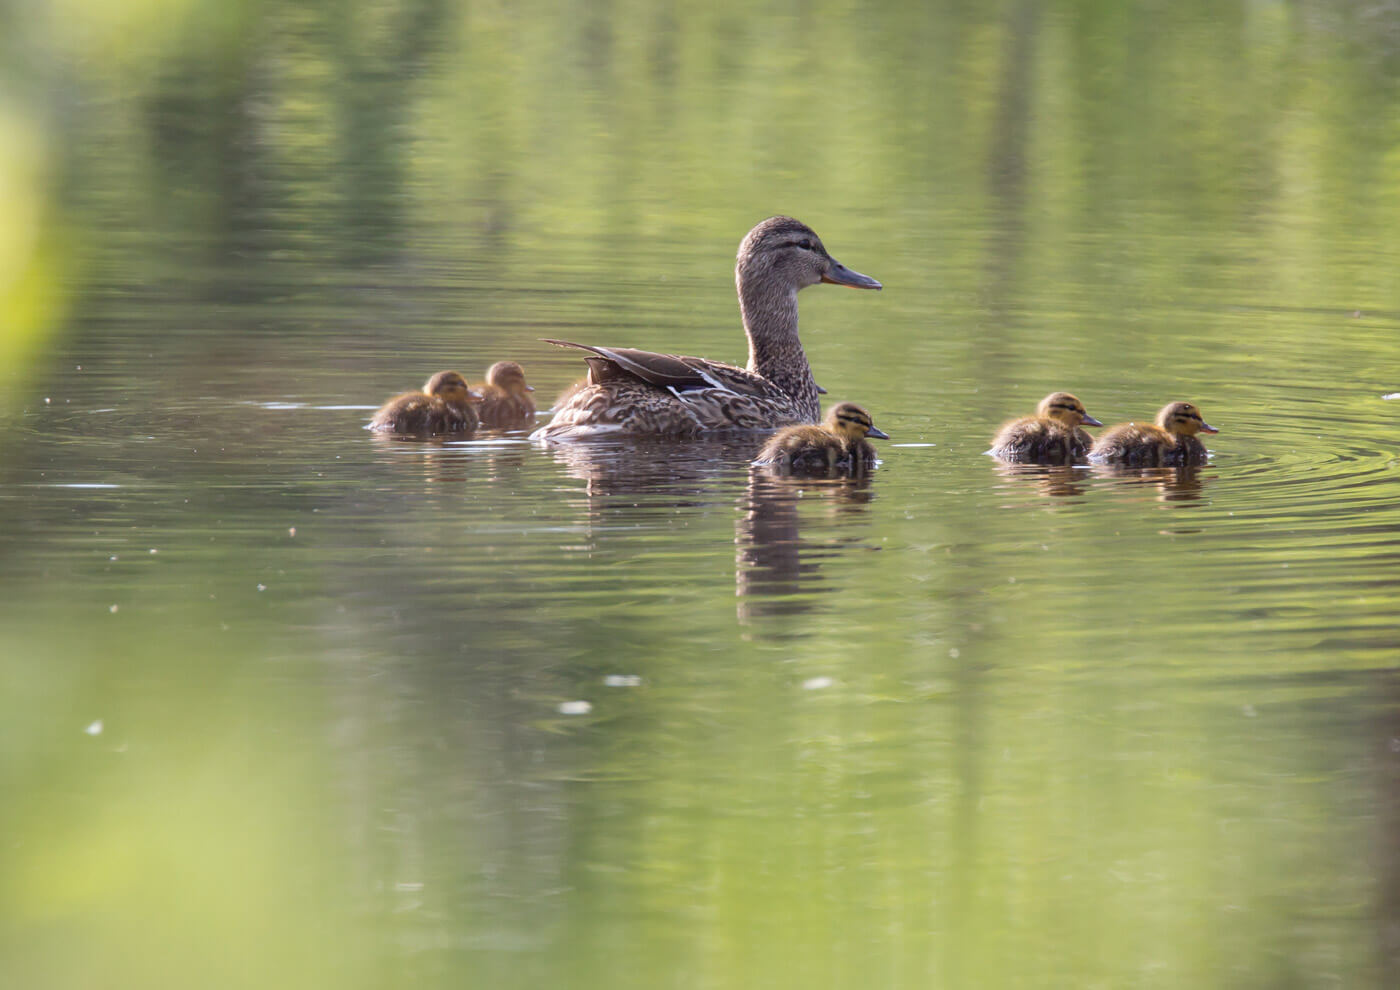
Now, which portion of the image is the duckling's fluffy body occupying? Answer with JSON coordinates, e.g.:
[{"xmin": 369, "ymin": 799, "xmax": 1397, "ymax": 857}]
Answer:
[
  {"xmin": 473, "ymin": 361, "xmax": 536, "ymax": 428},
  {"xmin": 1089, "ymin": 401, "xmax": 1217, "ymax": 466},
  {"xmin": 532, "ymin": 217, "xmax": 881, "ymax": 441},
  {"xmin": 369, "ymin": 371, "xmax": 479, "ymax": 434},
  {"xmin": 754, "ymin": 402, "xmax": 888, "ymax": 472},
  {"xmin": 990, "ymin": 392, "xmax": 1102, "ymax": 463}
]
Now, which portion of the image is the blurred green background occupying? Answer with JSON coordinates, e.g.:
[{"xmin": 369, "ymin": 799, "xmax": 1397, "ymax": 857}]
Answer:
[{"xmin": 3, "ymin": 1, "xmax": 1400, "ymax": 987}]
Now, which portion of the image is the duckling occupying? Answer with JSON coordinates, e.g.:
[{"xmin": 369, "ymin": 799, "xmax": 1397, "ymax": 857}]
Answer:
[
  {"xmin": 989, "ymin": 391, "xmax": 1103, "ymax": 463},
  {"xmin": 368, "ymin": 371, "xmax": 481, "ymax": 434},
  {"xmin": 1088, "ymin": 401, "xmax": 1218, "ymax": 467},
  {"xmin": 753, "ymin": 402, "xmax": 888, "ymax": 472},
  {"xmin": 473, "ymin": 361, "xmax": 536, "ymax": 428},
  {"xmin": 532, "ymin": 216, "xmax": 881, "ymax": 440}
]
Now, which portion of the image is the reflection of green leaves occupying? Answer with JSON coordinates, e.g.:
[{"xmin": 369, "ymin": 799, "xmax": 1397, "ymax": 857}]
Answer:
[{"xmin": 0, "ymin": 617, "xmax": 362, "ymax": 990}]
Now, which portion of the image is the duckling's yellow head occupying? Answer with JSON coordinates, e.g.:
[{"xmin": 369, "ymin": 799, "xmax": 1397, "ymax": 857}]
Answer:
[
  {"xmin": 825, "ymin": 402, "xmax": 890, "ymax": 442},
  {"xmin": 738, "ymin": 217, "xmax": 882, "ymax": 294},
  {"xmin": 423, "ymin": 371, "xmax": 479, "ymax": 404},
  {"xmin": 1156, "ymin": 401, "xmax": 1218, "ymax": 436},
  {"xmin": 1036, "ymin": 392, "xmax": 1103, "ymax": 428},
  {"xmin": 486, "ymin": 361, "xmax": 534, "ymax": 395}
]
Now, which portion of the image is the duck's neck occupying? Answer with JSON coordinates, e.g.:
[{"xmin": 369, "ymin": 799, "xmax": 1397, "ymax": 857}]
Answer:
[{"xmin": 739, "ymin": 281, "xmax": 819, "ymax": 422}]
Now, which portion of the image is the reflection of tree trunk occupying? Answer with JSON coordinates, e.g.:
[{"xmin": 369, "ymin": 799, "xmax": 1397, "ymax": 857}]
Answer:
[
  {"xmin": 947, "ymin": 9, "xmax": 1040, "ymax": 978},
  {"xmin": 1379, "ymin": 683, "xmax": 1400, "ymax": 980},
  {"xmin": 978, "ymin": 0, "xmax": 1038, "ymax": 363}
]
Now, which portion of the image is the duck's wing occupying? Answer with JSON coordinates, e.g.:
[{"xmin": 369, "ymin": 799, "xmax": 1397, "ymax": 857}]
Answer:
[{"xmin": 542, "ymin": 339, "xmax": 751, "ymax": 394}]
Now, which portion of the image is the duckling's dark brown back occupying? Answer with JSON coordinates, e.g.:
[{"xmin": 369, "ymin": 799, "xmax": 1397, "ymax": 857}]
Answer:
[{"xmin": 991, "ymin": 416, "xmax": 1086, "ymax": 463}]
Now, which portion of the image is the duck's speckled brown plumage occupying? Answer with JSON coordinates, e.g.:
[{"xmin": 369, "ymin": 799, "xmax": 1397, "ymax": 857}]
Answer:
[
  {"xmin": 473, "ymin": 361, "xmax": 536, "ymax": 428},
  {"xmin": 1089, "ymin": 401, "xmax": 1217, "ymax": 467},
  {"xmin": 989, "ymin": 391, "xmax": 1103, "ymax": 463},
  {"xmin": 753, "ymin": 402, "xmax": 888, "ymax": 473},
  {"xmin": 531, "ymin": 217, "xmax": 881, "ymax": 440},
  {"xmin": 368, "ymin": 370, "xmax": 480, "ymax": 435}
]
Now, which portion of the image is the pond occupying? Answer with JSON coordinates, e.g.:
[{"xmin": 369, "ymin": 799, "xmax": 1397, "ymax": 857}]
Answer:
[{"xmin": 3, "ymin": 2, "xmax": 1400, "ymax": 987}]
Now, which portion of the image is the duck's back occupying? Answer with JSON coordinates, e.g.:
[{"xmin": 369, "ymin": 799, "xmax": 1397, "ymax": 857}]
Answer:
[
  {"xmin": 532, "ymin": 341, "xmax": 810, "ymax": 440},
  {"xmin": 476, "ymin": 387, "xmax": 536, "ymax": 428},
  {"xmin": 369, "ymin": 393, "xmax": 476, "ymax": 434},
  {"xmin": 1089, "ymin": 422, "xmax": 1173, "ymax": 466},
  {"xmin": 754, "ymin": 424, "xmax": 845, "ymax": 470},
  {"xmin": 990, "ymin": 416, "xmax": 1089, "ymax": 463}
]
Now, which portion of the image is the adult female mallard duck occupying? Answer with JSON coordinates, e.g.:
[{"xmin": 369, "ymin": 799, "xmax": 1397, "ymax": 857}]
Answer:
[
  {"xmin": 530, "ymin": 217, "xmax": 881, "ymax": 440},
  {"xmin": 368, "ymin": 370, "xmax": 481, "ymax": 435},
  {"xmin": 989, "ymin": 391, "xmax": 1103, "ymax": 463},
  {"xmin": 473, "ymin": 361, "xmax": 536, "ymax": 428},
  {"xmin": 753, "ymin": 402, "xmax": 888, "ymax": 472},
  {"xmin": 1088, "ymin": 401, "xmax": 1218, "ymax": 467}
]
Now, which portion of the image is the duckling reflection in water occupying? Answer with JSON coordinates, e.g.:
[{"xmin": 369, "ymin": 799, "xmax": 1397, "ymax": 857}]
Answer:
[
  {"xmin": 736, "ymin": 469, "xmax": 875, "ymax": 624},
  {"xmin": 752, "ymin": 402, "xmax": 888, "ymax": 474},
  {"xmin": 472, "ymin": 361, "xmax": 536, "ymax": 428},
  {"xmin": 989, "ymin": 392, "xmax": 1102, "ymax": 464},
  {"xmin": 991, "ymin": 461, "xmax": 1090, "ymax": 499},
  {"xmin": 368, "ymin": 371, "xmax": 481, "ymax": 435},
  {"xmin": 1089, "ymin": 401, "xmax": 1217, "ymax": 467}
]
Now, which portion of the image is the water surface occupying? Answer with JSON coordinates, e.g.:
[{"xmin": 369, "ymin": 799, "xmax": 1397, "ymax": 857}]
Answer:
[{"xmin": 3, "ymin": 2, "xmax": 1400, "ymax": 988}]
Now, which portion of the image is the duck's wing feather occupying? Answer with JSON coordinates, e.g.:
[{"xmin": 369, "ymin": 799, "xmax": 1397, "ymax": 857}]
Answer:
[{"xmin": 542, "ymin": 339, "xmax": 747, "ymax": 394}]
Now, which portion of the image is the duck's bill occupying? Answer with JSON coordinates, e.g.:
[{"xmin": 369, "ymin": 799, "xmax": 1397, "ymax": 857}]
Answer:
[
  {"xmin": 866, "ymin": 426, "xmax": 890, "ymax": 439},
  {"xmin": 822, "ymin": 262, "xmax": 882, "ymax": 290},
  {"xmin": 1081, "ymin": 414, "xmax": 1105, "ymax": 427},
  {"xmin": 525, "ymin": 385, "xmax": 536, "ymax": 392},
  {"xmin": 1199, "ymin": 422, "xmax": 1219, "ymax": 434}
]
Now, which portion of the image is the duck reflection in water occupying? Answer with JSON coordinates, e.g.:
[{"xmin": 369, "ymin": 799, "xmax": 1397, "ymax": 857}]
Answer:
[
  {"xmin": 736, "ymin": 469, "xmax": 876, "ymax": 624},
  {"xmin": 368, "ymin": 431, "xmax": 532, "ymax": 486},
  {"xmin": 1090, "ymin": 464, "xmax": 1210, "ymax": 502},
  {"xmin": 991, "ymin": 461, "xmax": 1091, "ymax": 499}
]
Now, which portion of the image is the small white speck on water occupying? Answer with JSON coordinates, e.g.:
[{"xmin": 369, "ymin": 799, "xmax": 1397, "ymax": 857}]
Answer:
[
  {"xmin": 85, "ymin": 719, "xmax": 103, "ymax": 735},
  {"xmin": 949, "ymin": 648, "xmax": 961, "ymax": 659},
  {"xmin": 149, "ymin": 548, "xmax": 158, "ymax": 555},
  {"xmin": 75, "ymin": 365, "xmax": 82, "ymax": 371},
  {"xmin": 557, "ymin": 700, "xmax": 592, "ymax": 715},
  {"xmin": 604, "ymin": 675, "xmax": 641, "ymax": 687},
  {"xmin": 802, "ymin": 676, "xmax": 834, "ymax": 691},
  {"xmin": 1242, "ymin": 705, "xmax": 1258, "ymax": 718},
  {"xmin": 256, "ymin": 584, "xmax": 267, "ymax": 592},
  {"xmin": 1008, "ymin": 576, "xmax": 1016, "ymax": 584},
  {"xmin": 108, "ymin": 604, "xmax": 119, "ymax": 613},
  {"xmin": 288, "ymin": 527, "xmax": 297, "ymax": 537},
  {"xmin": 44, "ymin": 397, "xmax": 50, "ymax": 404},
  {"xmin": 1383, "ymin": 393, "xmax": 1400, "ymax": 401},
  {"xmin": 109, "ymin": 555, "xmax": 118, "ymax": 561}
]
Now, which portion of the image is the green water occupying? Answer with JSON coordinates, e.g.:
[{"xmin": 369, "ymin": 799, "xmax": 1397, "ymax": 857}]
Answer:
[{"xmin": 4, "ymin": 1, "xmax": 1400, "ymax": 987}]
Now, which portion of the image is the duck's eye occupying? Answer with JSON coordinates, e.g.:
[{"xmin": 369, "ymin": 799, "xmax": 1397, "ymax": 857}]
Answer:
[{"xmin": 799, "ymin": 239, "xmax": 814, "ymax": 251}]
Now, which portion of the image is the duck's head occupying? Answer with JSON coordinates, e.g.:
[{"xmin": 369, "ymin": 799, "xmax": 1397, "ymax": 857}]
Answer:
[
  {"xmin": 737, "ymin": 217, "xmax": 882, "ymax": 294},
  {"xmin": 1036, "ymin": 391, "xmax": 1103, "ymax": 428},
  {"xmin": 486, "ymin": 361, "xmax": 534, "ymax": 396},
  {"xmin": 423, "ymin": 370, "xmax": 480, "ymax": 404},
  {"xmin": 1156, "ymin": 401, "xmax": 1217, "ymax": 435},
  {"xmin": 825, "ymin": 401, "xmax": 889, "ymax": 442}
]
